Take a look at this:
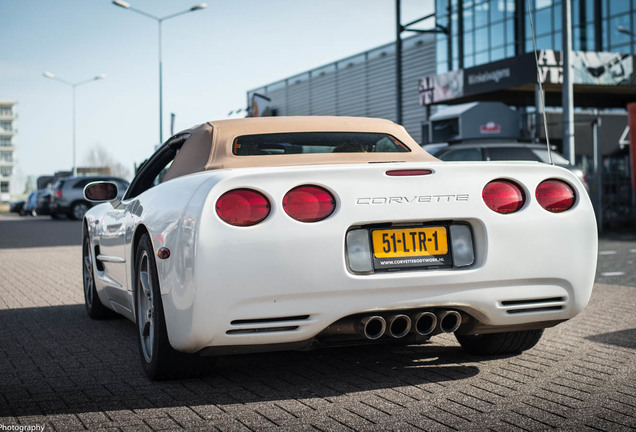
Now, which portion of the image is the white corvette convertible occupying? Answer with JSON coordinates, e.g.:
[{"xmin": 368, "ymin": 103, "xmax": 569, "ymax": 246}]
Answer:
[{"xmin": 82, "ymin": 116, "xmax": 597, "ymax": 380}]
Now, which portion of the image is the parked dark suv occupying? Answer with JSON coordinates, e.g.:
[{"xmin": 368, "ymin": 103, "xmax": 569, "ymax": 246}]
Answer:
[{"xmin": 50, "ymin": 176, "xmax": 129, "ymax": 220}]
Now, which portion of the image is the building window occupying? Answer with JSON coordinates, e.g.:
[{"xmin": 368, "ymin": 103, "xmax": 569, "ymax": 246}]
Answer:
[
  {"xmin": 0, "ymin": 182, "xmax": 8, "ymax": 193},
  {"xmin": 0, "ymin": 152, "xmax": 12, "ymax": 162},
  {"xmin": 0, "ymin": 107, "xmax": 12, "ymax": 116},
  {"xmin": 0, "ymin": 137, "xmax": 11, "ymax": 147},
  {"xmin": 0, "ymin": 121, "xmax": 12, "ymax": 132},
  {"xmin": 0, "ymin": 167, "xmax": 12, "ymax": 177}
]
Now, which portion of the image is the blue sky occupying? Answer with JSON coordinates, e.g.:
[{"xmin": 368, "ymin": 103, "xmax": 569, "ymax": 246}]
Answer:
[{"xmin": 0, "ymin": 0, "xmax": 434, "ymax": 194}]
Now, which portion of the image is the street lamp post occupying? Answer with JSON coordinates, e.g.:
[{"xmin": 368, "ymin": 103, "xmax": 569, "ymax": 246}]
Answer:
[
  {"xmin": 112, "ymin": 1, "xmax": 207, "ymax": 145},
  {"xmin": 43, "ymin": 72, "xmax": 106, "ymax": 177}
]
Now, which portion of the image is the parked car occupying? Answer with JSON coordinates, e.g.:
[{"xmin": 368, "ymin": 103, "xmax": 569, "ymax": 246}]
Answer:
[
  {"xmin": 21, "ymin": 190, "xmax": 53, "ymax": 216},
  {"xmin": 34, "ymin": 190, "xmax": 52, "ymax": 216},
  {"xmin": 20, "ymin": 192, "xmax": 37, "ymax": 216},
  {"xmin": 424, "ymin": 142, "xmax": 588, "ymax": 189},
  {"xmin": 82, "ymin": 116, "xmax": 597, "ymax": 380},
  {"xmin": 50, "ymin": 176, "xmax": 129, "ymax": 220},
  {"xmin": 9, "ymin": 199, "xmax": 25, "ymax": 214}
]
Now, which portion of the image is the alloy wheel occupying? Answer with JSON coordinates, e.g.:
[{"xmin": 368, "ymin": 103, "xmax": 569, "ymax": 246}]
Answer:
[
  {"xmin": 83, "ymin": 237, "xmax": 94, "ymax": 307},
  {"xmin": 137, "ymin": 251, "xmax": 155, "ymax": 363},
  {"xmin": 73, "ymin": 203, "xmax": 89, "ymax": 220}
]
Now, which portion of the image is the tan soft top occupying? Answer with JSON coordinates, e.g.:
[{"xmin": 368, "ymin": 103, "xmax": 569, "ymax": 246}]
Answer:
[{"xmin": 163, "ymin": 116, "xmax": 436, "ymax": 181}]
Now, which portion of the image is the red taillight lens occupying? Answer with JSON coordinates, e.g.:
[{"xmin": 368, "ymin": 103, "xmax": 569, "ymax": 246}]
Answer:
[
  {"xmin": 535, "ymin": 179, "xmax": 576, "ymax": 213},
  {"xmin": 55, "ymin": 190, "xmax": 62, "ymax": 198},
  {"xmin": 216, "ymin": 189, "xmax": 270, "ymax": 226},
  {"xmin": 482, "ymin": 180, "xmax": 525, "ymax": 214},
  {"xmin": 283, "ymin": 185, "xmax": 336, "ymax": 222}
]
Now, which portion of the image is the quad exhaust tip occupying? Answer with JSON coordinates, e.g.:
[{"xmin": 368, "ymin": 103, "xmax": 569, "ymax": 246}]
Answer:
[
  {"xmin": 437, "ymin": 310, "xmax": 462, "ymax": 333},
  {"xmin": 358, "ymin": 309, "xmax": 461, "ymax": 340},
  {"xmin": 361, "ymin": 315, "xmax": 386, "ymax": 340},
  {"xmin": 413, "ymin": 311, "xmax": 437, "ymax": 336},
  {"xmin": 387, "ymin": 314, "xmax": 411, "ymax": 338}
]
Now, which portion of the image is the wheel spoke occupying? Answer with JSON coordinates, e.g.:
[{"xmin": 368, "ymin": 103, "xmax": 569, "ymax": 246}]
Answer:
[{"xmin": 139, "ymin": 271, "xmax": 150, "ymax": 295}]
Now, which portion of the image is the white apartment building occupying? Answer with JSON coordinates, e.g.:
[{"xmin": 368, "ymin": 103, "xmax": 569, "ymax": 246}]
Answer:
[{"xmin": 0, "ymin": 100, "xmax": 17, "ymax": 202}]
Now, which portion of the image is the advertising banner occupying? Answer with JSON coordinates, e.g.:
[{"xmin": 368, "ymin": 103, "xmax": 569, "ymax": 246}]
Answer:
[{"xmin": 419, "ymin": 50, "xmax": 635, "ymax": 106}]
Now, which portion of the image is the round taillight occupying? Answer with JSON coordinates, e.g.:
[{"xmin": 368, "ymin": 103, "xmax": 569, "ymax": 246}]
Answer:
[
  {"xmin": 283, "ymin": 185, "xmax": 336, "ymax": 222},
  {"xmin": 535, "ymin": 179, "xmax": 576, "ymax": 213},
  {"xmin": 216, "ymin": 189, "xmax": 270, "ymax": 226},
  {"xmin": 482, "ymin": 180, "xmax": 525, "ymax": 214}
]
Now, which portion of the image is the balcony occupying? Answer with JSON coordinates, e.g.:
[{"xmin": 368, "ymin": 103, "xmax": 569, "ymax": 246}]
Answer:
[{"xmin": 0, "ymin": 129, "xmax": 16, "ymax": 136}]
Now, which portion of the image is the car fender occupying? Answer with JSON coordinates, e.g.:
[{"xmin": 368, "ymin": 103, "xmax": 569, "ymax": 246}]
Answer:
[{"xmin": 125, "ymin": 172, "xmax": 226, "ymax": 348}]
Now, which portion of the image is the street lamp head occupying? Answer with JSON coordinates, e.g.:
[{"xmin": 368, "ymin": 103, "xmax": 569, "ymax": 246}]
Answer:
[
  {"xmin": 113, "ymin": 0, "xmax": 131, "ymax": 9},
  {"xmin": 95, "ymin": 73, "xmax": 107, "ymax": 80},
  {"xmin": 190, "ymin": 3, "xmax": 207, "ymax": 11},
  {"xmin": 43, "ymin": 71, "xmax": 55, "ymax": 79}
]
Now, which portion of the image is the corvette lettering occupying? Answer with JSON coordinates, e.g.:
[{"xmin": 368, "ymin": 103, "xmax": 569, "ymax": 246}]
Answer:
[{"xmin": 356, "ymin": 194, "xmax": 469, "ymax": 205}]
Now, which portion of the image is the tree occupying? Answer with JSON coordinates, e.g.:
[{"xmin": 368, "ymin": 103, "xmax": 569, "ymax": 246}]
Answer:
[{"xmin": 83, "ymin": 144, "xmax": 132, "ymax": 179}]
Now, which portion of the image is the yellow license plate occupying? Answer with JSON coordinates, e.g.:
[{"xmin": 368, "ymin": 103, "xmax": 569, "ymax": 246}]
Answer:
[{"xmin": 372, "ymin": 227, "xmax": 448, "ymax": 258}]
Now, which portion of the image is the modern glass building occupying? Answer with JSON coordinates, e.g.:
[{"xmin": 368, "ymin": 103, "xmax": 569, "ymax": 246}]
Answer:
[{"xmin": 436, "ymin": 0, "xmax": 636, "ymax": 74}]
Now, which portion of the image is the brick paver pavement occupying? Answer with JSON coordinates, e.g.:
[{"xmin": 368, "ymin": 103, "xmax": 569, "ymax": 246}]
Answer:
[{"xmin": 0, "ymin": 214, "xmax": 634, "ymax": 431}]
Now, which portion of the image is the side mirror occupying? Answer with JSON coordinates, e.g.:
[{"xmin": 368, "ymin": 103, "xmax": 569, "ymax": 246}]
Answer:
[{"xmin": 84, "ymin": 181, "xmax": 119, "ymax": 202}]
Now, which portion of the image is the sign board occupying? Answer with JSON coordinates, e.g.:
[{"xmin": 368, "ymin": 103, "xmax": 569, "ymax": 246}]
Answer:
[{"xmin": 419, "ymin": 51, "xmax": 635, "ymax": 105}]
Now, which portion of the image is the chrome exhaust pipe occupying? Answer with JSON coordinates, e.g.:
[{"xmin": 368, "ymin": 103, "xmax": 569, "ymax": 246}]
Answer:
[
  {"xmin": 361, "ymin": 316, "xmax": 386, "ymax": 340},
  {"xmin": 387, "ymin": 314, "xmax": 411, "ymax": 338},
  {"xmin": 437, "ymin": 310, "xmax": 462, "ymax": 333},
  {"xmin": 413, "ymin": 311, "xmax": 437, "ymax": 336}
]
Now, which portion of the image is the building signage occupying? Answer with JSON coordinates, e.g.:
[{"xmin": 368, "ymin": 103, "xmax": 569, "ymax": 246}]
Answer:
[{"xmin": 419, "ymin": 50, "xmax": 635, "ymax": 105}]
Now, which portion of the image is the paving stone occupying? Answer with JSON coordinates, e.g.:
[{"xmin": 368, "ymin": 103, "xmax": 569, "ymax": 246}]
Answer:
[{"xmin": 1, "ymin": 215, "xmax": 635, "ymax": 431}]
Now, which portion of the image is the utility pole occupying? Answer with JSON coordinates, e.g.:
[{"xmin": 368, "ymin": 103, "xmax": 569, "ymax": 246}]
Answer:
[
  {"xmin": 395, "ymin": 0, "xmax": 403, "ymax": 125},
  {"xmin": 562, "ymin": 0, "xmax": 575, "ymax": 165},
  {"xmin": 394, "ymin": 0, "xmax": 448, "ymax": 126}
]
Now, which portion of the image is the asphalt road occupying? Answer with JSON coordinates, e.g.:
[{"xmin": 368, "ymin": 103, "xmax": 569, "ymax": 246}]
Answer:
[{"xmin": 0, "ymin": 214, "xmax": 634, "ymax": 431}]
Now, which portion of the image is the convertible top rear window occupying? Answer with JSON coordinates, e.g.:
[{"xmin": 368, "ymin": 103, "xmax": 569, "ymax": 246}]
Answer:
[{"xmin": 233, "ymin": 132, "xmax": 410, "ymax": 156}]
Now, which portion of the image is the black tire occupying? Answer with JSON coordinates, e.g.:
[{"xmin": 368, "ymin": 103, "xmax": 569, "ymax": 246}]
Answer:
[
  {"xmin": 70, "ymin": 201, "xmax": 90, "ymax": 220},
  {"xmin": 83, "ymin": 233, "xmax": 115, "ymax": 319},
  {"xmin": 134, "ymin": 234, "xmax": 215, "ymax": 380},
  {"xmin": 455, "ymin": 329, "xmax": 544, "ymax": 355}
]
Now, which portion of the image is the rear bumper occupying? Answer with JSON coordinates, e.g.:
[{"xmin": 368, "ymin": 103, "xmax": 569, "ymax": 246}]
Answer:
[
  {"xmin": 183, "ymin": 277, "xmax": 580, "ymax": 354},
  {"xmin": 168, "ymin": 216, "xmax": 596, "ymax": 353},
  {"xmin": 155, "ymin": 162, "xmax": 598, "ymax": 353}
]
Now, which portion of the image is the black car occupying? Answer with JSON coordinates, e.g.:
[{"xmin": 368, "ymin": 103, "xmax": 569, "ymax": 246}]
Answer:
[
  {"xmin": 34, "ymin": 190, "xmax": 52, "ymax": 216},
  {"xmin": 9, "ymin": 200, "xmax": 25, "ymax": 214}
]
